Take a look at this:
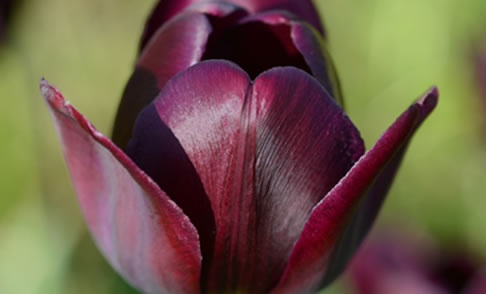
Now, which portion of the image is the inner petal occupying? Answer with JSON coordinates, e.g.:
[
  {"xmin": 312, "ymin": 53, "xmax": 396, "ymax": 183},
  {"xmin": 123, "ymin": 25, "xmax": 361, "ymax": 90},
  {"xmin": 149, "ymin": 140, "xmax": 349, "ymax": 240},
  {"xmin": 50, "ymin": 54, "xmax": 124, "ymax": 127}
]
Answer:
[
  {"xmin": 127, "ymin": 61, "xmax": 364, "ymax": 293},
  {"xmin": 124, "ymin": 103, "xmax": 216, "ymax": 286},
  {"xmin": 202, "ymin": 19, "xmax": 312, "ymax": 79},
  {"xmin": 206, "ymin": 66, "xmax": 364, "ymax": 293}
]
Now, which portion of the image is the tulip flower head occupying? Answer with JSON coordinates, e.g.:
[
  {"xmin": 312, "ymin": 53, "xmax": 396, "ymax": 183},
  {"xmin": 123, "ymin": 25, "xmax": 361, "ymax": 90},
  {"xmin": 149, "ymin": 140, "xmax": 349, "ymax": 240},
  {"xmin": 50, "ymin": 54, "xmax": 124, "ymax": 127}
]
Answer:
[{"xmin": 40, "ymin": 0, "xmax": 438, "ymax": 293}]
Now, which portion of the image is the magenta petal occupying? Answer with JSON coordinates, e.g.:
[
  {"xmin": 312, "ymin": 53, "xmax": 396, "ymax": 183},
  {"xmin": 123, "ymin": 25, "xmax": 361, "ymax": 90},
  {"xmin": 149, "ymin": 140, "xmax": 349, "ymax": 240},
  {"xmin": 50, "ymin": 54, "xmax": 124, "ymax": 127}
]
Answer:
[
  {"xmin": 147, "ymin": 60, "xmax": 363, "ymax": 293},
  {"xmin": 139, "ymin": 0, "xmax": 201, "ymax": 51},
  {"xmin": 112, "ymin": 12, "xmax": 212, "ymax": 148},
  {"xmin": 272, "ymin": 87, "xmax": 439, "ymax": 294},
  {"xmin": 40, "ymin": 79, "xmax": 202, "ymax": 294}
]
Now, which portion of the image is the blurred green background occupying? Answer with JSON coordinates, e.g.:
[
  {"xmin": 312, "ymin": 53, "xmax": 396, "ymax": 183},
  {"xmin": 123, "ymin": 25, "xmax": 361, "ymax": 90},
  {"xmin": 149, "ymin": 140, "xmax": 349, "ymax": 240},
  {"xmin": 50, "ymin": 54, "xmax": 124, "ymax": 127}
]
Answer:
[{"xmin": 0, "ymin": 0, "xmax": 485, "ymax": 293}]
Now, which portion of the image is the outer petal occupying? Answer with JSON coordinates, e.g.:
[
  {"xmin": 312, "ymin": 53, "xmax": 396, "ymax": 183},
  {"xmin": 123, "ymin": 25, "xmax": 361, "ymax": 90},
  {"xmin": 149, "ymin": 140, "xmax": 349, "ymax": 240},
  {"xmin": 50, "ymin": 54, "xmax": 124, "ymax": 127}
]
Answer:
[
  {"xmin": 40, "ymin": 80, "xmax": 202, "ymax": 294},
  {"xmin": 139, "ymin": 0, "xmax": 323, "ymax": 51},
  {"xmin": 272, "ymin": 87, "xmax": 438, "ymax": 294},
  {"xmin": 128, "ymin": 60, "xmax": 364, "ymax": 293}
]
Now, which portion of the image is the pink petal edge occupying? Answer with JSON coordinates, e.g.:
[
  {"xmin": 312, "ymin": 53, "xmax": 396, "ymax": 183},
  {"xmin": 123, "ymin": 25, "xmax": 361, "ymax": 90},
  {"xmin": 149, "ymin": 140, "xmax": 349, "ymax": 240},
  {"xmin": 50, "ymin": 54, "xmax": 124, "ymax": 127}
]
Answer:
[{"xmin": 40, "ymin": 78, "xmax": 202, "ymax": 294}]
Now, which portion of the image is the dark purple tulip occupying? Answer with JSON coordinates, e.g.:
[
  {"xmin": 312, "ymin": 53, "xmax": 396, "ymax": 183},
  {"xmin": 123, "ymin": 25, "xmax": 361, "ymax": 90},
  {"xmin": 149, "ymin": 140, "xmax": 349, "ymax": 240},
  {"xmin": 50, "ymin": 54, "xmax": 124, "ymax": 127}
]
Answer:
[
  {"xmin": 40, "ymin": 0, "xmax": 438, "ymax": 293},
  {"xmin": 349, "ymin": 232, "xmax": 486, "ymax": 294}
]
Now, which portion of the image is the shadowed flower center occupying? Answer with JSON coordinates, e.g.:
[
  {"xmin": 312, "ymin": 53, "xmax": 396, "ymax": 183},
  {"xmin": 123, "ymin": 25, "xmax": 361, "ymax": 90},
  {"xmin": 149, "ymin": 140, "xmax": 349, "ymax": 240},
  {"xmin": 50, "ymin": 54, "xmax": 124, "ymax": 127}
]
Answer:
[{"xmin": 202, "ymin": 18, "xmax": 312, "ymax": 79}]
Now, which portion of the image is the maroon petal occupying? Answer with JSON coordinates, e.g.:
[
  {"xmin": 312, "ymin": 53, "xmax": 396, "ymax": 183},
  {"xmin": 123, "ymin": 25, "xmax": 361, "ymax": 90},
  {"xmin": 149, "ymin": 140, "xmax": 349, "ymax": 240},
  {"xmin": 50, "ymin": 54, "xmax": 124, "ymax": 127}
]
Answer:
[
  {"xmin": 139, "ymin": 0, "xmax": 323, "ymax": 52},
  {"xmin": 291, "ymin": 21, "xmax": 344, "ymax": 105},
  {"xmin": 272, "ymin": 87, "xmax": 438, "ymax": 294},
  {"xmin": 112, "ymin": 12, "xmax": 212, "ymax": 148},
  {"xmin": 124, "ymin": 102, "xmax": 216, "ymax": 287},
  {"xmin": 40, "ymin": 79, "xmax": 202, "ymax": 294},
  {"xmin": 131, "ymin": 60, "xmax": 363, "ymax": 293}
]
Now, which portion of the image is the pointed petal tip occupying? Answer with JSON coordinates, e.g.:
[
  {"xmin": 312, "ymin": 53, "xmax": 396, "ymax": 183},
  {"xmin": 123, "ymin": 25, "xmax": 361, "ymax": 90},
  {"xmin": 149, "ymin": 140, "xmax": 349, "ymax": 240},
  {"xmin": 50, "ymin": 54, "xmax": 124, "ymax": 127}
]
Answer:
[
  {"xmin": 39, "ymin": 77, "xmax": 51, "ymax": 99},
  {"xmin": 417, "ymin": 86, "xmax": 438, "ymax": 110},
  {"xmin": 39, "ymin": 78, "xmax": 72, "ymax": 116}
]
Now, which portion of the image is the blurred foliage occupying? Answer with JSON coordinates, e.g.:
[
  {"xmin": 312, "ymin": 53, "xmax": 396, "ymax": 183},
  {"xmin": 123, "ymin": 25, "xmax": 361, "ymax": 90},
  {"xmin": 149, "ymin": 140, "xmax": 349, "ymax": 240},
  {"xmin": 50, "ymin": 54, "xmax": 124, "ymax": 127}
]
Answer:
[{"xmin": 0, "ymin": 0, "xmax": 485, "ymax": 293}]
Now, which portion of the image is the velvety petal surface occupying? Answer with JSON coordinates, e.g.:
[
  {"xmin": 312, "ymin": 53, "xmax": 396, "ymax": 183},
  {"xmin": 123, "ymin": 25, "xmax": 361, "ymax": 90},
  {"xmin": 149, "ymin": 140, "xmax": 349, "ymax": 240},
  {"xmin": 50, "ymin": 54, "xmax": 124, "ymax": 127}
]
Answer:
[
  {"xmin": 112, "ymin": 12, "xmax": 213, "ymax": 149},
  {"xmin": 127, "ymin": 60, "xmax": 364, "ymax": 293},
  {"xmin": 139, "ymin": 0, "xmax": 323, "ymax": 51},
  {"xmin": 40, "ymin": 79, "xmax": 202, "ymax": 294},
  {"xmin": 272, "ymin": 87, "xmax": 438, "ymax": 294}
]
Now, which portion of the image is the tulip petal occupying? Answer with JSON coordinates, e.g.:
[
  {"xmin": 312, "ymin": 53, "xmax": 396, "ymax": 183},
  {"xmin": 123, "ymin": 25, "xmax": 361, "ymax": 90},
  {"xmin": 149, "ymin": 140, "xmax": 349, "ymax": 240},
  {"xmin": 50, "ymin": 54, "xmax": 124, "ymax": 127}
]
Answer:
[
  {"xmin": 40, "ymin": 79, "xmax": 202, "ymax": 294},
  {"xmin": 271, "ymin": 87, "xmax": 438, "ymax": 294},
  {"xmin": 290, "ymin": 21, "xmax": 344, "ymax": 106},
  {"xmin": 129, "ymin": 60, "xmax": 363, "ymax": 293},
  {"xmin": 227, "ymin": 0, "xmax": 324, "ymax": 34},
  {"xmin": 124, "ymin": 102, "xmax": 216, "ymax": 284},
  {"xmin": 214, "ymin": 65, "xmax": 362, "ymax": 292},
  {"xmin": 112, "ymin": 12, "xmax": 212, "ymax": 148},
  {"xmin": 139, "ymin": 0, "xmax": 323, "ymax": 51},
  {"xmin": 237, "ymin": 11, "xmax": 343, "ymax": 104}
]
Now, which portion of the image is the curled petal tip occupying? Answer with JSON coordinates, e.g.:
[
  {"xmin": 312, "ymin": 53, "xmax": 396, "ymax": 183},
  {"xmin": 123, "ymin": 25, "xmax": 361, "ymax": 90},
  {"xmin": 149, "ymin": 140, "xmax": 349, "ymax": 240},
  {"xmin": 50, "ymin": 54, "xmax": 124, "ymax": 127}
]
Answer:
[{"xmin": 417, "ymin": 86, "xmax": 439, "ymax": 109}]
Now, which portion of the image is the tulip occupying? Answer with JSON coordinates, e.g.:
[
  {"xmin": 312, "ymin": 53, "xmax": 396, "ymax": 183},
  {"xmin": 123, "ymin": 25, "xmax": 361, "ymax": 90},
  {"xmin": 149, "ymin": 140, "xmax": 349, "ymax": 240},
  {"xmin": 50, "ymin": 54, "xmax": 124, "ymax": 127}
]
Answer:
[
  {"xmin": 40, "ymin": 0, "xmax": 438, "ymax": 293},
  {"xmin": 349, "ymin": 231, "xmax": 486, "ymax": 294}
]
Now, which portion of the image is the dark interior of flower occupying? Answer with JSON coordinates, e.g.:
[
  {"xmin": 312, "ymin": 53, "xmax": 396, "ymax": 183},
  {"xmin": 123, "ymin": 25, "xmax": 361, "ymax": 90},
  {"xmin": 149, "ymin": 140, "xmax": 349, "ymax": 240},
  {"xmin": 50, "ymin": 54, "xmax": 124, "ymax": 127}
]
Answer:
[{"xmin": 202, "ymin": 19, "xmax": 312, "ymax": 79}]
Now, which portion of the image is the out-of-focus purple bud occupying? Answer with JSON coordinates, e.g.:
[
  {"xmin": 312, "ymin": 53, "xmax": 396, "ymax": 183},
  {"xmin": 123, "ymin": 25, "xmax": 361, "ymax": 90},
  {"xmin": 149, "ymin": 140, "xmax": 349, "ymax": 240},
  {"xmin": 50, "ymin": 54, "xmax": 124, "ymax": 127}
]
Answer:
[{"xmin": 349, "ymin": 230, "xmax": 486, "ymax": 294}]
